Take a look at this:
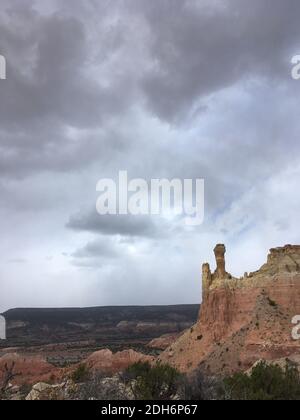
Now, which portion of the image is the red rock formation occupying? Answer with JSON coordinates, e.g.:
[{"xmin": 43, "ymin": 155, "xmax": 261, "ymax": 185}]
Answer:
[
  {"xmin": 202, "ymin": 244, "xmax": 233, "ymax": 299},
  {"xmin": 0, "ymin": 349, "xmax": 154, "ymax": 387},
  {"xmin": 0, "ymin": 353, "xmax": 61, "ymax": 386},
  {"xmin": 213, "ymin": 244, "xmax": 227, "ymax": 280},
  {"xmin": 147, "ymin": 333, "xmax": 183, "ymax": 350},
  {"xmin": 160, "ymin": 245, "xmax": 300, "ymax": 375},
  {"xmin": 84, "ymin": 349, "xmax": 154, "ymax": 374}
]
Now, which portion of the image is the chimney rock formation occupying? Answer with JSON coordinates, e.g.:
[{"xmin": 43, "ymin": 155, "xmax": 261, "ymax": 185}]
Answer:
[
  {"xmin": 202, "ymin": 244, "xmax": 233, "ymax": 298},
  {"xmin": 160, "ymin": 244, "xmax": 300, "ymax": 375}
]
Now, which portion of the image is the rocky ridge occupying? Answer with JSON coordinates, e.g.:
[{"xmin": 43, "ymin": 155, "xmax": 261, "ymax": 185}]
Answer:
[{"xmin": 159, "ymin": 244, "xmax": 300, "ymax": 374}]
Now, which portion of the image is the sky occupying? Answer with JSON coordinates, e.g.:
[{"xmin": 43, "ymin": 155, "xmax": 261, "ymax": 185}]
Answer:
[{"xmin": 1, "ymin": 0, "xmax": 300, "ymax": 312}]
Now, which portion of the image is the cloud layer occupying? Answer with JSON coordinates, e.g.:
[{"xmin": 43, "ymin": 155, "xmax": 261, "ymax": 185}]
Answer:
[{"xmin": 1, "ymin": 0, "xmax": 300, "ymax": 311}]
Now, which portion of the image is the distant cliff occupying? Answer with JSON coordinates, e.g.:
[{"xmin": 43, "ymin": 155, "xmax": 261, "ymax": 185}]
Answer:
[
  {"xmin": 159, "ymin": 245, "xmax": 300, "ymax": 374},
  {"xmin": 1, "ymin": 305, "xmax": 199, "ymax": 349}
]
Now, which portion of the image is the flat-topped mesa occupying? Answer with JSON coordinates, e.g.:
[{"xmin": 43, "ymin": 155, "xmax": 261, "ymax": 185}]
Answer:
[
  {"xmin": 202, "ymin": 244, "xmax": 234, "ymax": 298},
  {"xmin": 268, "ymin": 245, "xmax": 300, "ymax": 263},
  {"xmin": 250, "ymin": 244, "xmax": 300, "ymax": 277}
]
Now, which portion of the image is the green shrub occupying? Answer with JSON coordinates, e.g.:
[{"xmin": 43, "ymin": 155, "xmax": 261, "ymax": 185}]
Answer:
[
  {"xmin": 184, "ymin": 368, "xmax": 222, "ymax": 400},
  {"xmin": 71, "ymin": 364, "xmax": 90, "ymax": 383},
  {"xmin": 223, "ymin": 361, "xmax": 300, "ymax": 400},
  {"xmin": 124, "ymin": 361, "xmax": 152, "ymax": 382},
  {"xmin": 123, "ymin": 361, "xmax": 182, "ymax": 400}
]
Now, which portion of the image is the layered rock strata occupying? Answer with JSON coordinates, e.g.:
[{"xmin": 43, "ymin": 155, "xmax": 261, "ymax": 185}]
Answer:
[{"xmin": 160, "ymin": 245, "xmax": 300, "ymax": 374}]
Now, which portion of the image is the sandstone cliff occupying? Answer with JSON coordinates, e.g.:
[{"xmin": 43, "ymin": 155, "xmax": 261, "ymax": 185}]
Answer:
[{"xmin": 159, "ymin": 244, "xmax": 300, "ymax": 375}]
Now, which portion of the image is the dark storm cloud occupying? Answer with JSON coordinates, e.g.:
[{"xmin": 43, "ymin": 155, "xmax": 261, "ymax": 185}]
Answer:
[
  {"xmin": 0, "ymin": 5, "xmax": 133, "ymax": 129},
  {"xmin": 0, "ymin": 124, "xmax": 126, "ymax": 178},
  {"xmin": 1, "ymin": 0, "xmax": 300, "ymax": 311},
  {"xmin": 0, "ymin": 2, "xmax": 138, "ymax": 178},
  {"xmin": 66, "ymin": 210, "xmax": 174, "ymax": 239},
  {"xmin": 1, "ymin": 0, "xmax": 300, "ymax": 179},
  {"xmin": 131, "ymin": 0, "xmax": 300, "ymax": 121}
]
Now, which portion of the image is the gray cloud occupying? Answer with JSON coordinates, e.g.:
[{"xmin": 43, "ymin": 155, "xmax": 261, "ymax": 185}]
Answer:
[
  {"xmin": 70, "ymin": 237, "xmax": 128, "ymax": 269},
  {"xmin": 133, "ymin": 0, "xmax": 300, "ymax": 121},
  {"xmin": 72, "ymin": 237, "xmax": 124, "ymax": 260},
  {"xmin": 0, "ymin": 3, "xmax": 139, "ymax": 179},
  {"xmin": 1, "ymin": 0, "xmax": 299, "ymax": 180},
  {"xmin": 1, "ymin": 0, "xmax": 300, "ymax": 311},
  {"xmin": 66, "ymin": 209, "xmax": 176, "ymax": 239}
]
